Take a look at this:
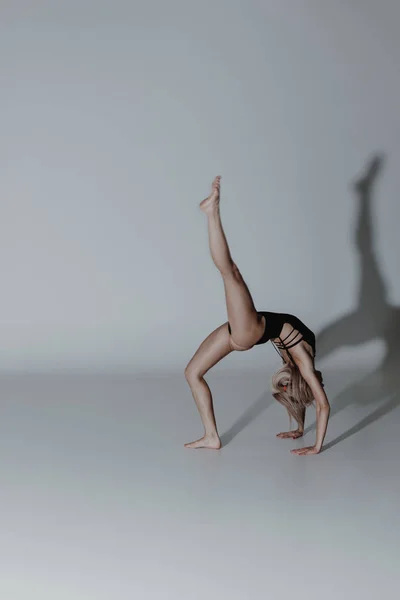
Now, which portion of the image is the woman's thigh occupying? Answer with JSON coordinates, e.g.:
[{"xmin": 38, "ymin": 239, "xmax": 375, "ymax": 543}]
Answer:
[
  {"xmin": 223, "ymin": 264, "xmax": 264, "ymax": 347},
  {"xmin": 185, "ymin": 323, "xmax": 235, "ymax": 379}
]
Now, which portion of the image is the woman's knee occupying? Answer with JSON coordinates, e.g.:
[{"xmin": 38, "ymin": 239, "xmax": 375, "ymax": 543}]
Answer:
[
  {"xmin": 185, "ymin": 363, "xmax": 202, "ymax": 383},
  {"xmin": 221, "ymin": 261, "xmax": 241, "ymax": 280}
]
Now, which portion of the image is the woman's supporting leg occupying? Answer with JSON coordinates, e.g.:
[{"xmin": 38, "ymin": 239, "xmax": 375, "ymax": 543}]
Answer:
[
  {"xmin": 200, "ymin": 176, "xmax": 264, "ymax": 349},
  {"xmin": 184, "ymin": 323, "xmax": 233, "ymax": 449}
]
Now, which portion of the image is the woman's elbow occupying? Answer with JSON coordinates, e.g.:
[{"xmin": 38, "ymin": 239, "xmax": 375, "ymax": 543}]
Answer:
[{"xmin": 316, "ymin": 400, "xmax": 330, "ymax": 414}]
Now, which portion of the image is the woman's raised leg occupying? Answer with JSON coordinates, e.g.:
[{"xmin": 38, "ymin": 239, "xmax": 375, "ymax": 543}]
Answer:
[
  {"xmin": 184, "ymin": 177, "xmax": 264, "ymax": 449},
  {"xmin": 200, "ymin": 176, "xmax": 265, "ymax": 349}
]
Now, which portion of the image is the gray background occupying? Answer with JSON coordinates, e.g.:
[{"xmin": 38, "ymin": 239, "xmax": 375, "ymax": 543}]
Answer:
[
  {"xmin": 1, "ymin": 4, "xmax": 399, "ymax": 600},
  {"xmin": 1, "ymin": 0, "xmax": 399, "ymax": 373}
]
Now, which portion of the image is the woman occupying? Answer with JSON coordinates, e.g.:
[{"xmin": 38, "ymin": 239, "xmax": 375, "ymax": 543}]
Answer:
[{"xmin": 184, "ymin": 176, "xmax": 330, "ymax": 455}]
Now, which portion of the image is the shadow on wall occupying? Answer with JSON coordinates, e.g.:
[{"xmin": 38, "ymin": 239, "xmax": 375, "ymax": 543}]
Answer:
[
  {"xmin": 221, "ymin": 154, "xmax": 400, "ymax": 449},
  {"xmin": 308, "ymin": 154, "xmax": 400, "ymax": 450}
]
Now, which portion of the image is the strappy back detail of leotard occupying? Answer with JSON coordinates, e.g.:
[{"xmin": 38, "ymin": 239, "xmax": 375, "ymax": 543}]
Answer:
[
  {"xmin": 275, "ymin": 327, "xmax": 304, "ymax": 350},
  {"xmin": 271, "ymin": 326, "xmax": 305, "ymax": 362}
]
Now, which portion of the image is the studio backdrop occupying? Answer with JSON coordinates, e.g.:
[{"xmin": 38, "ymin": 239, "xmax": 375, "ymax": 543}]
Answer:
[{"xmin": 1, "ymin": 0, "xmax": 399, "ymax": 373}]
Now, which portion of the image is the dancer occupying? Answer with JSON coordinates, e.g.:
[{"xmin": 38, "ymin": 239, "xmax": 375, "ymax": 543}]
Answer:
[{"xmin": 184, "ymin": 176, "xmax": 330, "ymax": 455}]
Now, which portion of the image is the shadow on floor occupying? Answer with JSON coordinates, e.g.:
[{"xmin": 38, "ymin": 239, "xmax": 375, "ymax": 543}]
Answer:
[{"xmin": 220, "ymin": 391, "xmax": 272, "ymax": 446}]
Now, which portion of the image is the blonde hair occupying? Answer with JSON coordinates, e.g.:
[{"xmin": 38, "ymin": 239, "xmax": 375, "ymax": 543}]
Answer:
[{"xmin": 271, "ymin": 363, "xmax": 324, "ymax": 427}]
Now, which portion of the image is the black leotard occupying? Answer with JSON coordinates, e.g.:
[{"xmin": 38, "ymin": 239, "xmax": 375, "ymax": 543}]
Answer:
[{"xmin": 228, "ymin": 311, "xmax": 316, "ymax": 357}]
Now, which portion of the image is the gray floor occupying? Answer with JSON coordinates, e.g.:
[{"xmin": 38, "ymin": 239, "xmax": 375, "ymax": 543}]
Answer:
[{"xmin": 0, "ymin": 368, "xmax": 398, "ymax": 600}]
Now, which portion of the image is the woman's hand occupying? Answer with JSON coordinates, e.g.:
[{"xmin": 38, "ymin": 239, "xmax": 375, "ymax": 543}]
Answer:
[
  {"xmin": 290, "ymin": 445, "xmax": 321, "ymax": 456},
  {"xmin": 276, "ymin": 429, "xmax": 303, "ymax": 439}
]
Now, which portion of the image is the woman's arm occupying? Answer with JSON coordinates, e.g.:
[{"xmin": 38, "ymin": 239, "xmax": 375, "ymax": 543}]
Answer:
[{"xmin": 291, "ymin": 359, "xmax": 330, "ymax": 455}]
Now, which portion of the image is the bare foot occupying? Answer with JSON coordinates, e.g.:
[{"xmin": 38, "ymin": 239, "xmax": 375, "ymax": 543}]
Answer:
[
  {"xmin": 184, "ymin": 434, "xmax": 221, "ymax": 449},
  {"xmin": 200, "ymin": 176, "xmax": 221, "ymax": 214},
  {"xmin": 276, "ymin": 430, "xmax": 304, "ymax": 439}
]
